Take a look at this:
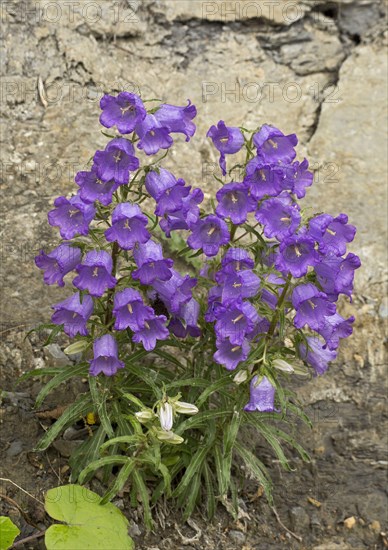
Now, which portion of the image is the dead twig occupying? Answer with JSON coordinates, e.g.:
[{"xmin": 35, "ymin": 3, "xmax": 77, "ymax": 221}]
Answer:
[
  {"xmin": 0, "ymin": 478, "xmax": 44, "ymax": 506},
  {"xmin": 12, "ymin": 530, "xmax": 46, "ymax": 548},
  {"xmin": 270, "ymin": 506, "xmax": 302, "ymax": 543}
]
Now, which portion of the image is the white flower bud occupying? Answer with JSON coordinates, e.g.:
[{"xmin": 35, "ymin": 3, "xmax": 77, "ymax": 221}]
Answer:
[
  {"xmin": 135, "ymin": 410, "xmax": 155, "ymax": 423},
  {"xmin": 155, "ymin": 430, "xmax": 184, "ymax": 445},
  {"xmin": 272, "ymin": 359, "xmax": 294, "ymax": 373},
  {"xmin": 159, "ymin": 402, "xmax": 174, "ymax": 431},
  {"xmin": 174, "ymin": 401, "xmax": 199, "ymax": 415},
  {"xmin": 233, "ymin": 370, "xmax": 248, "ymax": 384}
]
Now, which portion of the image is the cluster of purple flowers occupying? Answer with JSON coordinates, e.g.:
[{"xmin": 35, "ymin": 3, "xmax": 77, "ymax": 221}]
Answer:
[
  {"xmin": 201, "ymin": 121, "xmax": 360, "ymax": 412},
  {"xmin": 36, "ymin": 93, "xmax": 200, "ymax": 376},
  {"xmin": 35, "ymin": 92, "xmax": 360, "ymax": 415}
]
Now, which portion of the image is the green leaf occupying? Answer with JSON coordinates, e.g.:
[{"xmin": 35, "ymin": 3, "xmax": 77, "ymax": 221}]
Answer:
[
  {"xmin": 101, "ymin": 460, "xmax": 136, "ymax": 504},
  {"xmin": 173, "ymin": 445, "xmax": 209, "ymax": 498},
  {"xmin": 196, "ymin": 376, "xmax": 232, "ymax": 407},
  {"xmin": 35, "ymin": 363, "xmax": 88, "ymax": 408},
  {"xmin": 69, "ymin": 425, "xmax": 106, "ymax": 483},
  {"xmin": 99, "ymin": 435, "xmax": 140, "ymax": 451},
  {"xmin": 131, "ymin": 470, "xmax": 153, "ymax": 531},
  {"xmin": 202, "ymin": 462, "xmax": 216, "ymax": 520},
  {"xmin": 0, "ymin": 516, "xmax": 20, "ymax": 550},
  {"xmin": 175, "ymin": 409, "xmax": 230, "ymax": 435},
  {"xmin": 35, "ymin": 395, "xmax": 93, "ymax": 451},
  {"xmin": 234, "ymin": 441, "xmax": 273, "ymax": 502},
  {"xmin": 182, "ymin": 473, "xmax": 201, "ymax": 521},
  {"xmin": 244, "ymin": 415, "xmax": 292, "ymax": 471},
  {"xmin": 44, "ymin": 485, "xmax": 134, "ymax": 550},
  {"xmin": 88, "ymin": 377, "xmax": 114, "ymax": 438},
  {"xmin": 78, "ymin": 456, "xmax": 131, "ymax": 484}
]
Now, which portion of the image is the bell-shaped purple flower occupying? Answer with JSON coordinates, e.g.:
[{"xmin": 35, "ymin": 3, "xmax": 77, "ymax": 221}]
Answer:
[
  {"xmin": 243, "ymin": 159, "xmax": 283, "ymax": 200},
  {"xmin": 154, "ymin": 184, "xmax": 190, "ymax": 217},
  {"xmin": 168, "ymin": 298, "xmax": 201, "ymax": 339},
  {"xmin": 105, "ymin": 203, "xmax": 150, "ymax": 250},
  {"xmin": 154, "ymin": 100, "xmax": 197, "ymax": 141},
  {"xmin": 220, "ymin": 247, "xmax": 254, "ymax": 273},
  {"xmin": 159, "ymin": 187, "xmax": 204, "ymax": 237},
  {"xmin": 48, "ymin": 195, "xmax": 96, "ymax": 239},
  {"xmin": 244, "ymin": 375, "xmax": 280, "ymax": 413},
  {"xmin": 253, "ymin": 124, "xmax": 297, "ymax": 164},
  {"xmin": 218, "ymin": 270, "xmax": 261, "ymax": 305},
  {"xmin": 136, "ymin": 114, "xmax": 173, "ymax": 155},
  {"xmin": 216, "ymin": 182, "xmax": 256, "ymax": 225},
  {"xmin": 214, "ymin": 337, "xmax": 250, "ymax": 370},
  {"xmin": 153, "ymin": 269, "xmax": 196, "ymax": 314},
  {"xmin": 145, "ymin": 168, "xmax": 185, "ymax": 201},
  {"xmin": 93, "ymin": 138, "xmax": 139, "ymax": 184},
  {"xmin": 214, "ymin": 301, "xmax": 259, "ymax": 344},
  {"xmin": 188, "ymin": 215, "xmax": 230, "ymax": 257},
  {"xmin": 309, "ymin": 213, "xmax": 356, "ymax": 256},
  {"xmin": 275, "ymin": 234, "xmax": 319, "ymax": 277},
  {"xmin": 99, "ymin": 92, "xmax": 146, "ymax": 134},
  {"xmin": 314, "ymin": 252, "xmax": 361, "ymax": 301},
  {"xmin": 113, "ymin": 288, "xmax": 154, "ymax": 332},
  {"xmin": 299, "ymin": 336, "xmax": 337, "ymax": 375},
  {"xmin": 35, "ymin": 243, "xmax": 81, "ymax": 287},
  {"xmin": 255, "ymin": 197, "xmax": 301, "ymax": 240},
  {"xmin": 207, "ymin": 120, "xmax": 244, "ymax": 175},
  {"xmin": 292, "ymin": 283, "xmax": 336, "ymax": 331},
  {"xmin": 132, "ymin": 240, "xmax": 173, "ymax": 285},
  {"xmin": 132, "ymin": 315, "xmax": 169, "ymax": 351},
  {"xmin": 282, "ymin": 159, "xmax": 313, "ymax": 198},
  {"xmin": 73, "ymin": 250, "xmax": 117, "ymax": 297},
  {"xmin": 89, "ymin": 334, "xmax": 125, "ymax": 376},
  {"xmin": 75, "ymin": 166, "xmax": 119, "ymax": 206},
  {"xmin": 51, "ymin": 292, "xmax": 93, "ymax": 338},
  {"xmin": 318, "ymin": 313, "xmax": 355, "ymax": 350}
]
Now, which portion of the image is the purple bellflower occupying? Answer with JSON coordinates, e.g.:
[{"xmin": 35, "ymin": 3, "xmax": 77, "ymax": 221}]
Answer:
[
  {"xmin": 99, "ymin": 92, "xmax": 146, "ymax": 134},
  {"xmin": 105, "ymin": 203, "xmax": 150, "ymax": 250},
  {"xmin": 168, "ymin": 298, "xmax": 201, "ymax": 339},
  {"xmin": 253, "ymin": 124, "xmax": 297, "ymax": 164},
  {"xmin": 35, "ymin": 243, "xmax": 81, "ymax": 287},
  {"xmin": 153, "ymin": 270, "xmax": 197, "ymax": 314},
  {"xmin": 214, "ymin": 301, "xmax": 259, "ymax": 345},
  {"xmin": 282, "ymin": 159, "xmax": 313, "ymax": 198},
  {"xmin": 309, "ymin": 213, "xmax": 356, "ymax": 256},
  {"xmin": 214, "ymin": 337, "xmax": 250, "ymax": 370},
  {"xmin": 154, "ymin": 100, "xmax": 197, "ymax": 141},
  {"xmin": 243, "ymin": 159, "xmax": 284, "ymax": 200},
  {"xmin": 299, "ymin": 336, "xmax": 337, "ymax": 375},
  {"xmin": 132, "ymin": 315, "xmax": 169, "ymax": 351},
  {"xmin": 159, "ymin": 187, "xmax": 204, "ymax": 237},
  {"xmin": 188, "ymin": 215, "xmax": 230, "ymax": 257},
  {"xmin": 244, "ymin": 375, "xmax": 280, "ymax": 413},
  {"xmin": 255, "ymin": 197, "xmax": 301, "ymax": 240},
  {"xmin": 113, "ymin": 288, "xmax": 155, "ymax": 332},
  {"xmin": 89, "ymin": 334, "xmax": 125, "ymax": 376},
  {"xmin": 275, "ymin": 234, "xmax": 319, "ymax": 277},
  {"xmin": 215, "ymin": 182, "xmax": 256, "ymax": 225},
  {"xmin": 73, "ymin": 250, "xmax": 117, "ymax": 297},
  {"xmin": 75, "ymin": 166, "xmax": 119, "ymax": 206},
  {"xmin": 51, "ymin": 292, "xmax": 93, "ymax": 338},
  {"xmin": 292, "ymin": 283, "xmax": 336, "ymax": 331},
  {"xmin": 93, "ymin": 138, "xmax": 139, "ymax": 184},
  {"xmin": 207, "ymin": 120, "xmax": 244, "ymax": 175},
  {"xmin": 48, "ymin": 195, "xmax": 96, "ymax": 239},
  {"xmin": 136, "ymin": 114, "xmax": 173, "ymax": 155},
  {"xmin": 318, "ymin": 313, "xmax": 355, "ymax": 350},
  {"xmin": 132, "ymin": 240, "xmax": 173, "ymax": 285},
  {"xmin": 145, "ymin": 168, "xmax": 185, "ymax": 201},
  {"xmin": 220, "ymin": 247, "xmax": 255, "ymax": 273},
  {"xmin": 218, "ymin": 271, "xmax": 261, "ymax": 305},
  {"xmin": 315, "ymin": 252, "xmax": 361, "ymax": 301}
]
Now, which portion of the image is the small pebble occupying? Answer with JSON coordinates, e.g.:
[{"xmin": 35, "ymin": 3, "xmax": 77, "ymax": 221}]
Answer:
[
  {"xmin": 344, "ymin": 516, "xmax": 356, "ymax": 529},
  {"xmin": 229, "ymin": 530, "xmax": 247, "ymax": 545}
]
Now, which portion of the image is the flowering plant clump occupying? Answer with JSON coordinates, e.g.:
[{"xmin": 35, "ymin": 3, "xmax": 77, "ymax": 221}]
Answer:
[{"xmin": 32, "ymin": 92, "xmax": 360, "ymax": 527}]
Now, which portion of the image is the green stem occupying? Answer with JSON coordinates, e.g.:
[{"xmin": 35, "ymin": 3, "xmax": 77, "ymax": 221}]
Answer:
[{"xmin": 105, "ymin": 241, "xmax": 120, "ymax": 327}]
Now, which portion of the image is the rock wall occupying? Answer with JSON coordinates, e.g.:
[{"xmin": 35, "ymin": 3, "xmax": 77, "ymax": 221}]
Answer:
[{"xmin": 0, "ymin": 0, "xmax": 386, "ymax": 325}]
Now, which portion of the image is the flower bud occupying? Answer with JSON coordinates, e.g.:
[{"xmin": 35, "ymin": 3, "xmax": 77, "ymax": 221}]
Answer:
[
  {"xmin": 272, "ymin": 359, "xmax": 294, "ymax": 373},
  {"xmin": 159, "ymin": 402, "xmax": 173, "ymax": 431},
  {"xmin": 174, "ymin": 401, "xmax": 199, "ymax": 415},
  {"xmin": 135, "ymin": 409, "xmax": 155, "ymax": 423},
  {"xmin": 155, "ymin": 429, "xmax": 184, "ymax": 445},
  {"xmin": 233, "ymin": 370, "xmax": 248, "ymax": 384}
]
